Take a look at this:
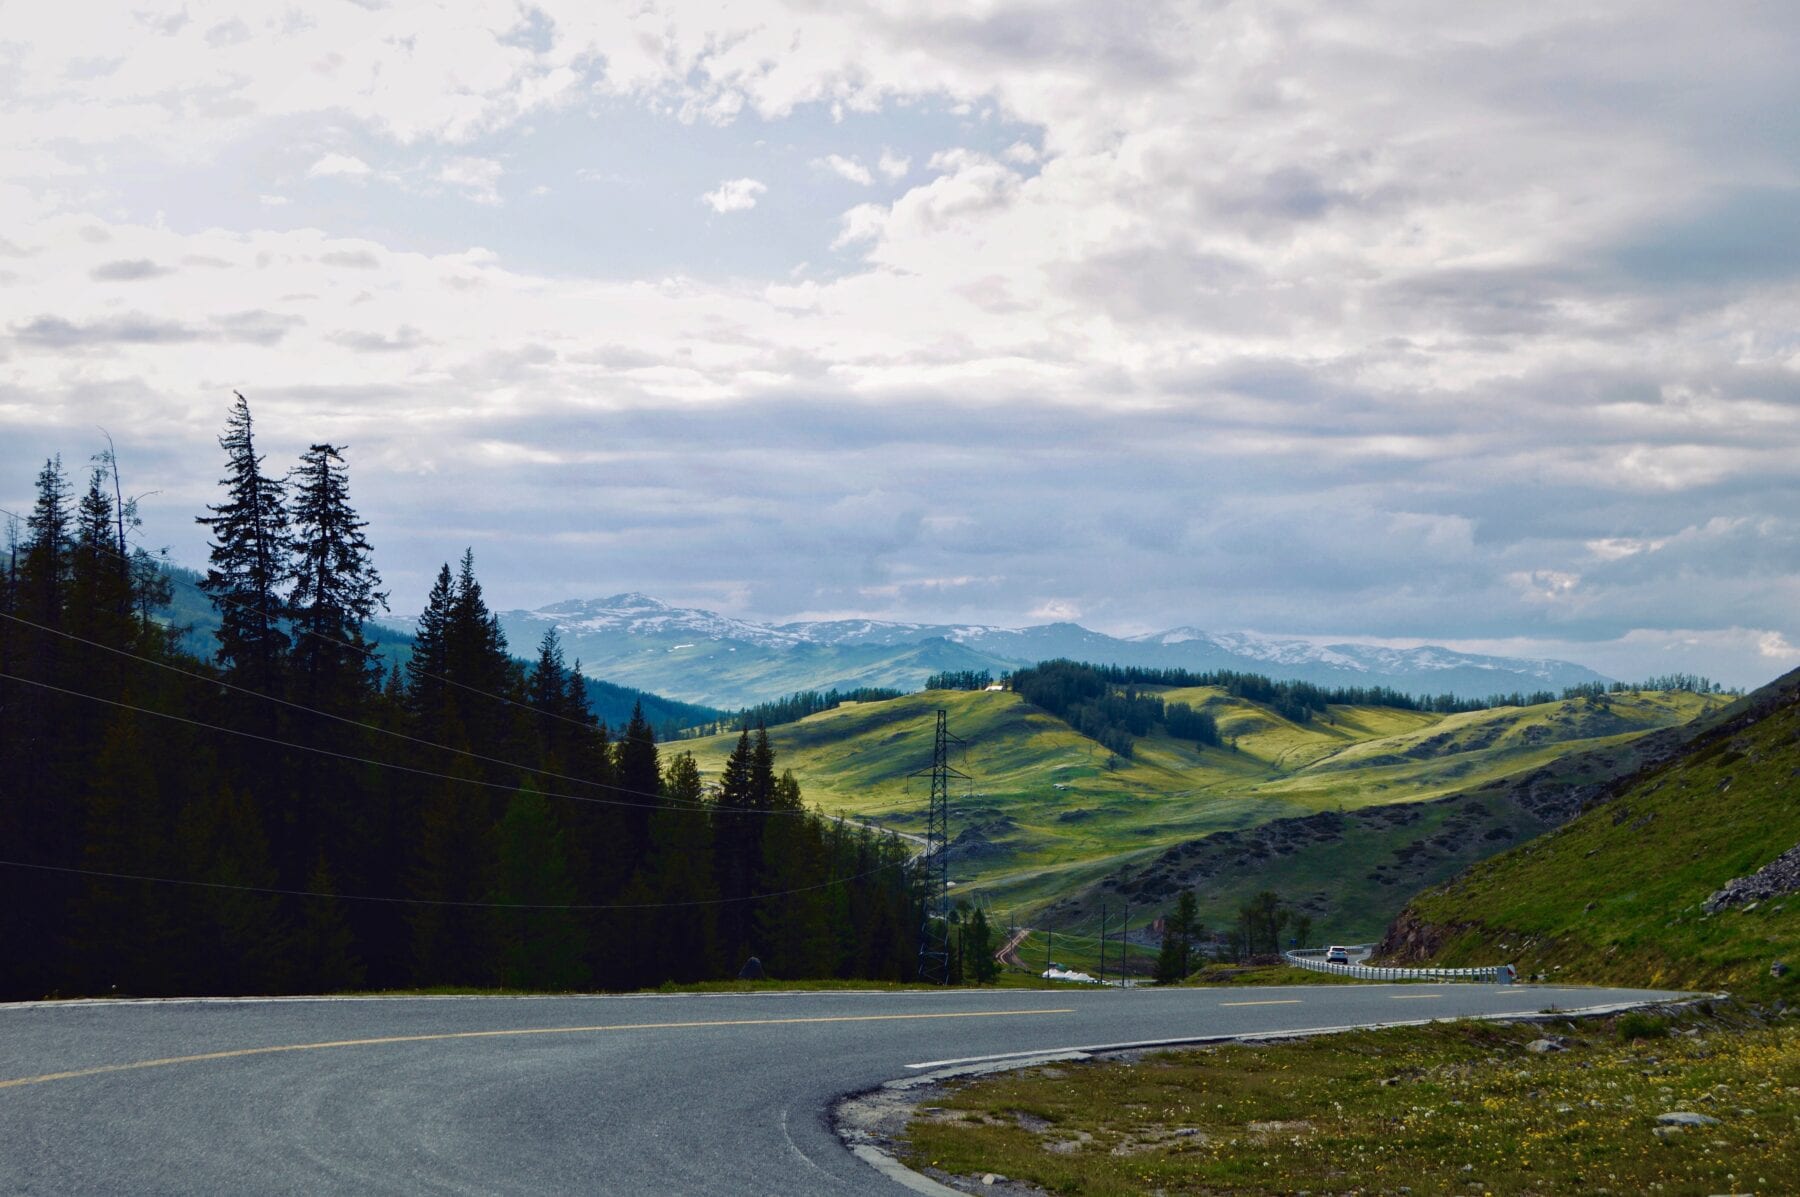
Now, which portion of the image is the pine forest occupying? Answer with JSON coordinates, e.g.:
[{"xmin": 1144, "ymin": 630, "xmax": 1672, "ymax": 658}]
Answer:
[{"xmin": 0, "ymin": 395, "xmax": 923, "ymax": 999}]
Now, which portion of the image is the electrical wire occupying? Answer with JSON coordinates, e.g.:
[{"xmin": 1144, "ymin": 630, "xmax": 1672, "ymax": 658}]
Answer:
[
  {"xmin": 0, "ymin": 500, "xmax": 617, "ymax": 738},
  {"xmin": 0, "ymin": 668, "xmax": 827, "ymax": 822},
  {"xmin": 0, "ymin": 855, "xmax": 916, "ymax": 911},
  {"xmin": 0, "ymin": 609, "xmax": 753, "ymax": 818}
]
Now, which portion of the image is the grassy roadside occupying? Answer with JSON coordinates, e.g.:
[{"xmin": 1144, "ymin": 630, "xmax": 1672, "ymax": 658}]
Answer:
[{"xmin": 902, "ymin": 1003, "xmax": 1800, "ymax": 1195}]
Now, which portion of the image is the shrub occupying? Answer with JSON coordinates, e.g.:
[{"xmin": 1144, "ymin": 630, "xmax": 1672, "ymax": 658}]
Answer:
[{"xmin": 1616, "ymin": 1012, "xmax": 1669, "ymax": 1041}]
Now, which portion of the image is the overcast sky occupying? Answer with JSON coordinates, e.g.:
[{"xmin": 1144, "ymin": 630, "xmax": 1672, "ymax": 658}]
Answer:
[{"xmin": 3, "ymin": 2, "xmax": 1798, "ymax": 687}]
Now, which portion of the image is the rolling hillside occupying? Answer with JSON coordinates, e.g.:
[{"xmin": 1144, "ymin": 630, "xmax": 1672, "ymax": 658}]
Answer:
[
  {"xmin": 1378, "ymin": 667, "xmax": 1800, "ymax": 998},
  {"xmin": 673, "ymin": 685, "xmax": 1724, "ymax": 920}
]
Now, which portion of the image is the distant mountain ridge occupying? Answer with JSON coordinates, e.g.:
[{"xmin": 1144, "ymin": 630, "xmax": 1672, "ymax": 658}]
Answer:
[
  {"xmin": 498, "ymin": 592, "xmax": 1609, "ymax": 709},
  {"xmin": 151, "ymin": 568, "xmax": 722, "ymax": 734}
]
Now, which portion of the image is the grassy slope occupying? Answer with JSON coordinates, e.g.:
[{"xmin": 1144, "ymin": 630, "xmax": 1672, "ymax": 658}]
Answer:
[
  {"xmin": 673, "ymin": 687, "xmax": 1720, "ymax": 921},
  {"xmin": 1382, "ymin": 669, "xmax": 1800, "ymax": 999},
  {"xmin": 1044, "ymin": 692, "xmax": 1721, "ymax": 944},
  {"xmin": 903, "ymin": 1010, "xmax": 1800, "ymax": 1197}
]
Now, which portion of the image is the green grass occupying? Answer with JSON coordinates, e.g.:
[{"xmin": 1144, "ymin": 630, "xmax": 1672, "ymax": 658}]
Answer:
[
  {"xmin": 903, "ymin": 1005, "xmax": 1800, "ymax": 1195},
  {"xmin": 1391, "ymin": 675, "xmax": 1800, "ymax": 1000},
  {"xmin": 673, "ymin": 688, "xmax": 1722, "ymax": 924}
]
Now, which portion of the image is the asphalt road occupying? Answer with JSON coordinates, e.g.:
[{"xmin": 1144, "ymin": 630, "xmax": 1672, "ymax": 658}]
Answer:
[{"xmin": 0, "ymin": 981, "xmax": 1679, "ymax": 1195}]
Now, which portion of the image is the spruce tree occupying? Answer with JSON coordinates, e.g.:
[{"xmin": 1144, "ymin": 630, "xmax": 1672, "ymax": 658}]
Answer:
[
  {"xmin": 966, "ymin": 907, "xmax": 998, "ymax": 984},
  {"xmin": 753, "ymin": 770, "xmax": 832, "ymax": 978},
  {"xmin": 196, "ymin": 393, "xmax": 292, "ymax": 695},
  {"xmin": 530, "ymin": 629, "xmax": 570, "ymax": 765},
  {"xmin": 73, "ymin": 712, "xmax": 176, "ymax": 996},
  {"xmin": 648, "ymin": 753, "xmax": 721, "ymax": 982},
  {"xmin": 18, "ymin": 454, "xmax": 72, "ymax": 633},
  {"xmin": 713, "ymin": 729, "xmax": 760, "ymax": 959},
  {"xmin": 407, "ymin": 563, "xmax": 455, "ymax": 728},
  {"xmin": 616, "ymin": 700, "xmax": 661, "ymax": 868},
  {"xmin": 67, "ymin": 467, "xmax": 135, "ymax": 652},
  {"xmin": 1155, "ymin": 890, "xmax": 1202, "ymax": 983},
  {"xmin": 287, "ymin": 442, "xmax": 386, "ymax": 711},
  {"xmin": 175, "ymin": 781, "xmax": 283, "ymax": 994},
  {"xmin": 285, "ymin": 442, "xmax": 387, "ymax": 916},
  {"xmin": 5, "ymin": 456, "xmax": 76, "ymax": 996},
  {"xmin": 295, "ymin": 857, "xmax": 364, "ymax": 993},
  {"xmin": 492, "ymin": 782, "xmax": 582, "ymax": 990}
]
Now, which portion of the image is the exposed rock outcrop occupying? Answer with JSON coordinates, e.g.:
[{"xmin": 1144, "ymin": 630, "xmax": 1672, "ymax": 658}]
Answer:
[{"xmin": 1703, "ymin": 842, "xmax": 1800, "ymax": 913}]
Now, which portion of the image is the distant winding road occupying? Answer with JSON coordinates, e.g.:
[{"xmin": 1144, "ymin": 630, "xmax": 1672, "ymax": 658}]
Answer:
[{"xmin": 1, "ymin": 982, "xmax": 1678, "ymax": 1195}]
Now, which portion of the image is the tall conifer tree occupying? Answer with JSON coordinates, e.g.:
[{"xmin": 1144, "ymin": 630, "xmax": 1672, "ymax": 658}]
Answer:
[
  {"xmin": 196, "ymin": 393, "xmax": 291, "ymax": 695},
  {"xmin": 287, "ymin": 442, "xmax": 386, "ymax": 710}
]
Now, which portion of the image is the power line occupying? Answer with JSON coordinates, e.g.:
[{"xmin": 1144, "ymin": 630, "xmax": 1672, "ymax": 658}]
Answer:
[
  {"xmin": 0, "ymin": 500, "xmax": 616, "ymax": 738},
  {"xmin": 0, "ymin": 855, "xmax": 915, "ymax": 911},
  {"xmin": 0, "ymin": 669, "xmax": 824, "ymax": 822},
  {"xmin": 0, "ymin": 609, "xmax": 743, "ymax": 818}
]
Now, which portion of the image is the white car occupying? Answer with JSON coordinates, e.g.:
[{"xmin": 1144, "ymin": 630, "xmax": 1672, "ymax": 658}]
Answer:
[{"xmin": 1325, "ymin": 945, "xmax": 1350, "ymax": 964}]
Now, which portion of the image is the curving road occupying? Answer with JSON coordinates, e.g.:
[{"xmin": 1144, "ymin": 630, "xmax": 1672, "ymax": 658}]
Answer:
[{"xmin": 1, "ymin": 981, "xmax": 1678, "ymax": 1195}]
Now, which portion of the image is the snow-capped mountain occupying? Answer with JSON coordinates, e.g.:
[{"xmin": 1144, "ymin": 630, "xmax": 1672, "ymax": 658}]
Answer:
[
  {"xmin": 496, "ymin": 594, "xmax": 1610, "ymax": 710},
  {"xmin": 535, "ymin": 593, "xmax": 810, "ymax": 648}
]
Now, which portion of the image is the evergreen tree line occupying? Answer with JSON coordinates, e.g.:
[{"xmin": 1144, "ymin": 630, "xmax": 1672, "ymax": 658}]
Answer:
[
  {"xmin": 1009, "ymin": 661, "xmax": 1215, "ymax": 758},
  {"xmin": 0, "ymin": 396, "xmax": 923, "ymax": 999},
  {"xmin": 1010, "ymin": 659, "xmax": 1731, "ymax": 752},
  {"xmin": 923, "ymin": 669, "xmax": 996, "ymax": 692},
  {"xmin": 1568, "ymin": 674, "xmax": 1729, "ymax": 698},
  {"xmin": 676, "ymin": 686, "xmax": 907, "ymax": 739}
]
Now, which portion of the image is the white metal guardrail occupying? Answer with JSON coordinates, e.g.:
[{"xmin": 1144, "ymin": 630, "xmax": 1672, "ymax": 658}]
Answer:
[{"xmin": 1285, "ymin": 946, "xmax": 1516, "ymax": 984}]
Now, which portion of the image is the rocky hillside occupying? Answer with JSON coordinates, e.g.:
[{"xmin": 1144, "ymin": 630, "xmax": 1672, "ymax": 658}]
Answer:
[
  {"xmin": 1039, "ymin": 697, "xmax": 1712, "ymax": 941},
  {"xmin": 1376, "ymin": 667, "xmax": 1800, "ymax": 999}
]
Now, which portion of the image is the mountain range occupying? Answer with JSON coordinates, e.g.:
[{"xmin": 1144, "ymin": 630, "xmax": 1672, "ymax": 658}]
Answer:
[{"xmin": 496, "ymin": 593, "xmax": 1610, "ymax": 709}]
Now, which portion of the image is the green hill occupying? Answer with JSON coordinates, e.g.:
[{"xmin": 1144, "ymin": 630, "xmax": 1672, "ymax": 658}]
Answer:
[
  {"xmin": 1378, "ymin": 668, "xmax": 1800, "ymax": 999},
  {"xmin": 674, "ymin": 685, "xmax": 1724, "ymax": 918}
]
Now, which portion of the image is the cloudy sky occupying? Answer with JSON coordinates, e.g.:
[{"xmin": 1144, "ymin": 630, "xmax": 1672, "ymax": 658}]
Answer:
[{"xmin": 3, "ymin": 1, "xmax": 1798, "ymax": 687}]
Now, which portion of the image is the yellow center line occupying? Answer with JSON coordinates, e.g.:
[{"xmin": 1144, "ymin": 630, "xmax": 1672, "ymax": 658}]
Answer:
[
  {"xmin": 1390, "ymin": 994, "xmax": 1443, "ymax": 1000},
  {"xmin": 0, "ymin": 1008, "xmax": 1077, "ymax": 1090},
  {"xmin": 1218, "ymin": 999, "xmax": 1304, "ymax": 1007}
]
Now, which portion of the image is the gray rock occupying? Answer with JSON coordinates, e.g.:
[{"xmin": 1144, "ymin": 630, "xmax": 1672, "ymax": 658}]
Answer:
[
  {"xmin": 1704, "ymin": 842, "xmax": 1800, "ymax": 912},
  {"xmin": 1655, "ymin": 1111, "xmax": 1719, "ymax": 1126},
  {"xmin": 1526, "ymin": 1038, "xmax": 1566, "ymax": 1053},
  {"xmin": 1772, "ymin": 960, "xmax": 1789, "ymax": 978}
]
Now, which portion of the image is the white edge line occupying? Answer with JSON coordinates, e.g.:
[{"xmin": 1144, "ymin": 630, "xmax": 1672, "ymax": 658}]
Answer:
[{"xmin": 903, "ymin": 997, "xmax": 1707, "ymax": 1070}]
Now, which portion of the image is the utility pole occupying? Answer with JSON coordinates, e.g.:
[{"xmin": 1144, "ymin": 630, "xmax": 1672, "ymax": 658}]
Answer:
[
  {"xmin": 915, "ymin": 709, "xmax": 966, "ymax": 984},
  {"xmin": 1121, "ymin": 903, "xmax": 1130, "ymax": 984},
  {"xmin": 1098, "ymin": 904, "xmax": 1107, "ymax": 983}
]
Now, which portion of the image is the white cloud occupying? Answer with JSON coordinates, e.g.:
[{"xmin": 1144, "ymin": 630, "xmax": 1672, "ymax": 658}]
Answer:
[
  {"xmin": 307, "ymin": 153, "xmax": 373, "ymax": 180},
  {"xmin": 2, "ymin": 1, "xmax": 1798, "ymax": 685},
  {"xmin": 437, "ymin": 156, "xmax": 504, "ymax": 206},
  {"xmin": 877, "ymin": 149, "xmax": 910, "ymax": 180},
  {"xmin": 831, "ymin": 203, "xmax": 887, "ymax": 249},
  {"xmin": 701, "ymin": 177, "xmax": 766, "ymax": 213},
  {"xmin": 815, "ymin": 153, "xmax": 872, "ymax": 185},
  {"xmin": 1030, "ymin": 599, "xmax": 1083, "ymax": 621},
  {"xmin": 1512, "ymin": 570, "xmax": 1583, "ymax": 604}
]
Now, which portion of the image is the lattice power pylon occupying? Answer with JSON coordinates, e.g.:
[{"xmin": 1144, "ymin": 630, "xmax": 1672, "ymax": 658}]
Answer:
[{"xmin": 916, "ymin": 708, "xmax": 967, "ymax": 984}]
